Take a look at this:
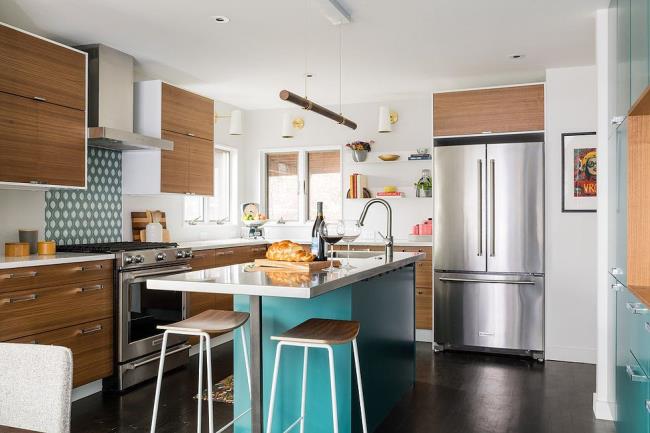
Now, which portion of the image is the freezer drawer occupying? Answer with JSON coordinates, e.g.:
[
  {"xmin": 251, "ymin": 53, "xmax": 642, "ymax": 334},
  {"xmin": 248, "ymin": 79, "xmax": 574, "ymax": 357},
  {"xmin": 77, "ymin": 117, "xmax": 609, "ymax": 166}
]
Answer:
[{"xmin": 434, "ymin": 272, "xmax": 544, "ymax": 352}]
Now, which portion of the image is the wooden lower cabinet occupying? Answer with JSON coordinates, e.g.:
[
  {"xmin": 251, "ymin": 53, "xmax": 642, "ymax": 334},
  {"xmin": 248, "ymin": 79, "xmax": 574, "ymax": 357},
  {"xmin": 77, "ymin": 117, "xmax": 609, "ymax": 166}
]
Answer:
[{"xmin": 9, "ymin": 318, "xmax": 113, "ymax": 388}]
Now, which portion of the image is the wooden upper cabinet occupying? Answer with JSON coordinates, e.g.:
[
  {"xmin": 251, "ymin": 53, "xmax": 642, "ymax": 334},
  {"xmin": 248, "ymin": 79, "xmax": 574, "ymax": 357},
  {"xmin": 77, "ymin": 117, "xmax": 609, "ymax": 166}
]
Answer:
[
  {"xmin": 0, "ymin": 23, "xmax": 86, "ymax": 111},
  {"xmin": 161, "ymin": 83, "xmax": 214, "ymax": 141},
  {"xmin": 433, "ymin": 84, "xmax": 545, "ymax": 137},
  {"xmin": 0, "ymin": 93, "xmax": 85, "ymax": 187},
  {"xmin": 161, "ymin": 130, "xmax": 190, "ymax": 194},
  {"xmin": 189, "ymin": 137, "xmax": 214, "ymax": 196}
]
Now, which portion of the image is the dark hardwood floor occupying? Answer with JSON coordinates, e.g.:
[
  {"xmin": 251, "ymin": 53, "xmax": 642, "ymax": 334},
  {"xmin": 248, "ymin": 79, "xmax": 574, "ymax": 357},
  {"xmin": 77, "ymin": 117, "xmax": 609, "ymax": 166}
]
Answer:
[{"xmin": 71, "ymin": 342, "xmax": 615, "ymax": 433}]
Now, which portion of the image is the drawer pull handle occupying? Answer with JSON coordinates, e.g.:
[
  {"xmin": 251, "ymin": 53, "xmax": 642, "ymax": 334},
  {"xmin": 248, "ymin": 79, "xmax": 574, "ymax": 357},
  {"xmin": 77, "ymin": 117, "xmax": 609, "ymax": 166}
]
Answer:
[
  {"xmin": 646, "ymin": 400, "xmax": 650, "ymax": 414},
  {"xmin": 611, "ymin": 282, "xmax": 624, "ymax": 291},
  {"xmin": 626, "ymin": 302, "xmax": 649, "ymax": 315},
  {"xmin": 187, "ymin": 132, "xmax": 195, "ymax": 137},
  {"xmin": 645, "ymin": 322, "xmax": 650, "ymax": 333},
  {"xmin": 28, "ymin": 340, "xmax": 38, "ymax": 344},
  {"xmin": 216, "ymin": 251, "xmax": 235, "ymax": 256},
  {"xmin": 0, "ymin": 271, "xmax": 38, "ymax": 280},
  {"xmin": 626, "ymin": 364, "xmax": 648, "ymax": 382},
  {"xmin": 75, "ymin": 264, "xmax": 103, "ymax": 272},
  {"xmin": 2, "ymin": 294, "xmax": 38, "ymax": 304},
  {"xmin": 77, "ymin": 284, "xmax": 104, "ymax": 293},
  {"xmin": 33, "ymin": 96, "xmax": 47, "ymax": 102},
  {"xmin": 78, "ymin": 324, "xmax": 103, "ymax": 335}
]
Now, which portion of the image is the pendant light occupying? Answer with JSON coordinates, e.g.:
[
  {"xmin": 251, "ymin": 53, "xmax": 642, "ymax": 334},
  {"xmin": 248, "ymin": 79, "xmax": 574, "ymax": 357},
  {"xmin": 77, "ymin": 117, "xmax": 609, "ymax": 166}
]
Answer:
[{"xmin": 279, "ymin": 1, "xmax": 357, "ymax": 130}]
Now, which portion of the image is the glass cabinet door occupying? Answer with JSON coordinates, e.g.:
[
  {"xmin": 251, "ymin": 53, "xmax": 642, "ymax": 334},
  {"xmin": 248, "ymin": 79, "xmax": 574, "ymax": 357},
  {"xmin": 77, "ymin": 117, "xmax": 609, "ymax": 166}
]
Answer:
[
  {"xmin": 630, "ymin": 0, "xmax": 649, "ymax": 104},
  {"xmin": 611, "ymin": 118, "xmax": 628, "ymax": 285},
  {"xmin": 618, "ymin": 0, "xmax": 632, "ymax": 116}
]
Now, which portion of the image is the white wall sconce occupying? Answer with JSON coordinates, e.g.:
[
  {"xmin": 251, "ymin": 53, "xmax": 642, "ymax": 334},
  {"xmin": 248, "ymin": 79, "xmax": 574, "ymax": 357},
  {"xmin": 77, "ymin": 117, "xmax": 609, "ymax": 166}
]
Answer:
[
  {"xmin": 214, "ymin": 109, "xmax": 243, "ymax": 135},
  {"xmin": 378, "ymin": 106, "xmax": 398, "ymax": 133},
  {"xmin": 282, "ymin": 114, "xmax": 305, "ymax": 138}
]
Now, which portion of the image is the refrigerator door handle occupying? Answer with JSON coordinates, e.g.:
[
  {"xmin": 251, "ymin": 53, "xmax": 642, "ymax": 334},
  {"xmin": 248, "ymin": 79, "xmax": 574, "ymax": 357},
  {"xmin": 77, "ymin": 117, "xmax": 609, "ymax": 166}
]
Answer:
[
  {"xmin": 439, "ymin": 277, "xmax": 536, "ymax": 285},
  {"xmin": 489, "ymin": 158, "xmax": 496, "ymax": 257},
  {"xmin": 477, "ymin": 159, "xmax": 483, "ymax": 257}
]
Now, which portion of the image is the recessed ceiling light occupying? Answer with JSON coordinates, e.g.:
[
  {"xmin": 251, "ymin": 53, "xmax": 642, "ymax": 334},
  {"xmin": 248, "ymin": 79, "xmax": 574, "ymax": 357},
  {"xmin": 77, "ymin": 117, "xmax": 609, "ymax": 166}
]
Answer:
[
  {"xmin": 211, "ymin": 15, "xmax": 230, "ymax": 23},
  {"xmin": 509, "ymin": 54, "xmax": 525, "ymax": 60}
]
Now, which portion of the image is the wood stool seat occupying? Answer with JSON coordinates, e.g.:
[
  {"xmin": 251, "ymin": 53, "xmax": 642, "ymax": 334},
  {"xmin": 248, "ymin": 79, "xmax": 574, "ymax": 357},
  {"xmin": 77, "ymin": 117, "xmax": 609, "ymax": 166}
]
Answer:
[
  {"xmin": 158, "ymin": 309, "xmax": 250, "ymax": 334},
  {"xmin": 271, "ymin": 318, "xmax": 360, "ymax": 345}
]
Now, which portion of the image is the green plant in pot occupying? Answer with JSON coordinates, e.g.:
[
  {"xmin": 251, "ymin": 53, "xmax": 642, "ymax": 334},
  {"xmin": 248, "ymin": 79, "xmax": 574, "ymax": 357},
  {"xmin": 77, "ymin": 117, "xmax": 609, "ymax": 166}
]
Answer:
[
  {"xmin": 346, "ymin": 140, "xmax": 374, "ymax": 162},
  {"xmin": 415, "ymin": 169, "xmax": 432, "ymax": 197}
]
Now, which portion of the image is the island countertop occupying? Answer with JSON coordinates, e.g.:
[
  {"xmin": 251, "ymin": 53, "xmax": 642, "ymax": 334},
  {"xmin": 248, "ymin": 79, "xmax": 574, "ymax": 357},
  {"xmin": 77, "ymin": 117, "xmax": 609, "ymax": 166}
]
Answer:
[{"xmin": 147, "ymin": 251, "xmax": 423, "ymax": 299}]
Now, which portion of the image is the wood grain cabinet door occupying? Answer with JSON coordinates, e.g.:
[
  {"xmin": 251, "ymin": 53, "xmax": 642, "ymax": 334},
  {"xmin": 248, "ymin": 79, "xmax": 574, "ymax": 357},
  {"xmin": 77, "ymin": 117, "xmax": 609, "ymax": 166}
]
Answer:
[
  {"xmin": 0, "ymin": 92, "xmax": 40, "ymax": 184},
  {"xmin": 189, "ymin": 136, "xmax": 214, "ymax": 196},
  {"xmin": 35, "ymin": 100, "xmax": 86, "ymax": 187},
  {"xmin": 433, "ymin": 84, "xmax": 544, "ymax": 136},
  {"xmin": 161, "ymin": 130, "xmax": 190, "ymax": 194},
  {"xmin": 161, "ymin": 83, "xmax": 214, "ymax": 140},
  {"xmin": 0, "ymin": 24, "xmax": 86, "ymax": 111}
]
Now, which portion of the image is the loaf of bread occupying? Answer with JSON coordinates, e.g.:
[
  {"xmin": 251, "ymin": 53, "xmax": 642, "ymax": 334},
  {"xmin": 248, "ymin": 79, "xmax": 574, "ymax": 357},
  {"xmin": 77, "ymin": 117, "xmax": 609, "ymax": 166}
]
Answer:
[{"xmin": 266, "ymin": 240, "xmax": 315, "ymax": 262}]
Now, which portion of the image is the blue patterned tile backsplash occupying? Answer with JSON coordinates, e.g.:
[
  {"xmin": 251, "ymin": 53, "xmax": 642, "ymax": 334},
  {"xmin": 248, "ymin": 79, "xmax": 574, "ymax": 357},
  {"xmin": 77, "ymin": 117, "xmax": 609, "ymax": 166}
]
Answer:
[{"xmin": 45, "ymin": 147, "xmax": 122, "ymax": 245}]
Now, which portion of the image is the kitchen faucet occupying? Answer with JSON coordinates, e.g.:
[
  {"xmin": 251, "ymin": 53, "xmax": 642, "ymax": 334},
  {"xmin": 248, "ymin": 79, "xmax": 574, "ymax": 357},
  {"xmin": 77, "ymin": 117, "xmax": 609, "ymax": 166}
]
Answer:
[{"xmin": 358, "ymin": 198, "xmax": 394, "ymax": 260}]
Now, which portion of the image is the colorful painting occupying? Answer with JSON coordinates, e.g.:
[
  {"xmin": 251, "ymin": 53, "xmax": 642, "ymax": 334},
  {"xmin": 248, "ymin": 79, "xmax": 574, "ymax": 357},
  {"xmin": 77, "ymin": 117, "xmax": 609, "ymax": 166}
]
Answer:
[{"xmin": 562, "ymin": 132, "xmax": 597, "ymax": 212}]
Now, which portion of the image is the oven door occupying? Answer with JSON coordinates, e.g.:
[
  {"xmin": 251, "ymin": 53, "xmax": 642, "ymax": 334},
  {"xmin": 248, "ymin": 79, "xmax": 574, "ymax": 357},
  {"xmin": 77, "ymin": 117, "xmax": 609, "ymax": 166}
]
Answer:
[{"xmin": 118, "ymin": 264, "xmax": 191, "ymax": 363}]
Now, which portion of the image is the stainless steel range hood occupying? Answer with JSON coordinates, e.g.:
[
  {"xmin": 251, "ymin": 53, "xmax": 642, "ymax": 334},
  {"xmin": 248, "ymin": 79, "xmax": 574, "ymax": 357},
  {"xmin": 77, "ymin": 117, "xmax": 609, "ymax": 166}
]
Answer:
[{"xmin": 76, "ymin": 44, "xmax": 173, "ymax": 151}]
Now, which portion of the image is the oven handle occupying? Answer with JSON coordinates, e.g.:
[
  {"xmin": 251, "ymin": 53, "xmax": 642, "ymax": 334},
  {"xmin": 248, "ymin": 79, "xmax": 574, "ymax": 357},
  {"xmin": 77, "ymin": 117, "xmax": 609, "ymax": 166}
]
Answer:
[
  {"xmin": 126, "ymin": 344, "xmax": 192, "ymax": 370},
  {"xmin": 123, "ymin": 265, "xmax": 192, "ymax": 282}
]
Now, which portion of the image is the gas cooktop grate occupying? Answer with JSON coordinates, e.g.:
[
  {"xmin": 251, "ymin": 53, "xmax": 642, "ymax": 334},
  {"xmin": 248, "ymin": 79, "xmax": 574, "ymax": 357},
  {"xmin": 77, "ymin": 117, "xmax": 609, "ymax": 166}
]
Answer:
[{"xmin": 57, "ymin": 242, "xmax": 178, "ymax": 254}]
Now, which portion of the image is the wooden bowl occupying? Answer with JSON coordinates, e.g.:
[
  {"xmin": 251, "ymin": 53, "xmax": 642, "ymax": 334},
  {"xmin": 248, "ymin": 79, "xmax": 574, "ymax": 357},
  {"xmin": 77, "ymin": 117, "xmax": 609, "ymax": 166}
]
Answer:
[
  {"xmin": 378, "ymin": 154, "xmax": 400, "ymax": 161},
  {"xmin": 5, "ymin": 242, "xmax": 30, "ymax": 257}
]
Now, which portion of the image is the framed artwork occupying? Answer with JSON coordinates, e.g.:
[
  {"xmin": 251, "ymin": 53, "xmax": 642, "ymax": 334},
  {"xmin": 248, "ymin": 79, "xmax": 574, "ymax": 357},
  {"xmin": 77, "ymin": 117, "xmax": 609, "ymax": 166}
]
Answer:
[{"xmin": 562, "ymin": 132, "xmax": 597, "ymax": 212}]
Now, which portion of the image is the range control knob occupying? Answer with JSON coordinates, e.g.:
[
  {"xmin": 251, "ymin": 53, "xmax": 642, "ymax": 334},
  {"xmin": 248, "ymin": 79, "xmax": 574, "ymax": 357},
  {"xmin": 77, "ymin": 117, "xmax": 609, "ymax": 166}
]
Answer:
[
  {"xmin": 176, "ymin": 251, "xmax": 185, "ymax": 259},
  {"xmin": 124, "ymin": 255, "xmax": 134, "ymax": 265},
  {"xmin": 156, "ymin": 252, "xmax": 167, "ymax": 261},
  {"xmin": 184, "ymin": 250, "xmax": 192, "ymax": 258},
  {"xmin": 135, "ymin": 255, "xmax": 145, "ymax": 264}
]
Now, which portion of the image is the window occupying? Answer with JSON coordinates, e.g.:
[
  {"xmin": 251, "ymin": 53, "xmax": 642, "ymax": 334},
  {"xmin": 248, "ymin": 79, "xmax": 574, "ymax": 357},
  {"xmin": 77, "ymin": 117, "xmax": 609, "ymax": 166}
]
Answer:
[
  {"xmin": 184, "ymin": 148, "xmax": 232, "ymax": 224},
  {"xmin": 263, "ymin": 148, "xmax": 341, "ymax": 223}
]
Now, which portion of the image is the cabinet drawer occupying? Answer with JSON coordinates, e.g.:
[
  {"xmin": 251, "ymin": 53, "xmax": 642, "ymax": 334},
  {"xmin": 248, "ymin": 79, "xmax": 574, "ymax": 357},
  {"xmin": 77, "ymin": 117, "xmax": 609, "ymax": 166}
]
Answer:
[
  {"xmin": 247, "ymin": 245, "xmax": 269, "ymax": 260},
  {"xmin": 0, "ymin": 260, "xmax": 113, "ymax": 293},
  {"xmin": 0, "ymin": 278, "xmax": 113, "ymax": 341},
  {"xmin": 433, "ymin": 85, "xmax": 544, "ymax": 136},
  {"xmin": 161, "ymin": 83, "xmax": 213, "ymax": 141},
  {"xmin": 9, "ymin": 318, "xmax": 113, "ymax": 387},
  {"xmin": 416, "ymin": 287, "xmax": 432, "ymax": 330},
  {"xmin": 0, "ymin": 24, "xmax": 86, "ymax": 111},
  {"xmin": 190, "ymin": 249, "xmax": 216, "ymax": 270},
  {"xmin": 395, "ymin": 246, "xmax": 431, "ymax": 261},
  {"xmin": 416, "ymin": 261, "xmax": 432, "ymax": 287}
]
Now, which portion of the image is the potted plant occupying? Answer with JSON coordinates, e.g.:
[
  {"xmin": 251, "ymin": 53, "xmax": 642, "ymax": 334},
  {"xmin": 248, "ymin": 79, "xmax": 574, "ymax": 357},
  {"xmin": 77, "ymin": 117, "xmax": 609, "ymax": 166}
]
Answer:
[
  {"xmin": 346, "ymin": 140, "xmax": 374, "ymax": 162},
  {"xmin": 414, "ymin": 169, "xmax": 432, "ymax": 197}
]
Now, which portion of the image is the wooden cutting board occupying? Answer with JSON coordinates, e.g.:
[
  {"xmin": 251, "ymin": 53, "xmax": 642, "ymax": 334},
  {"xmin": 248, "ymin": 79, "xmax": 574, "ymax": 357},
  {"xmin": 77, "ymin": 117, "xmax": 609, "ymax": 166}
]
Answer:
[{"xmin": 253, "ymin": 259, "xmax": 341, "ymax": 272}]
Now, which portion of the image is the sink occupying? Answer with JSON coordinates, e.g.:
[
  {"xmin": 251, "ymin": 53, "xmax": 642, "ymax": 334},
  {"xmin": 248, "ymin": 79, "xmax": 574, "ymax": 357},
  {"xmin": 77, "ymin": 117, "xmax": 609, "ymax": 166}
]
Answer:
[{"xmin": 331, "ymin": 250, "xmax": 384, "ymax": 259}]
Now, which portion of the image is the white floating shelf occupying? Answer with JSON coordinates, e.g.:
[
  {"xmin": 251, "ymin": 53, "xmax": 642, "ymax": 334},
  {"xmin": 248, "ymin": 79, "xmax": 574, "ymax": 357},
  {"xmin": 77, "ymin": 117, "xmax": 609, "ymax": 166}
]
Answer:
[{"xmin": 348, "ymin": 150, "xmax": 432, "ymax": 164}]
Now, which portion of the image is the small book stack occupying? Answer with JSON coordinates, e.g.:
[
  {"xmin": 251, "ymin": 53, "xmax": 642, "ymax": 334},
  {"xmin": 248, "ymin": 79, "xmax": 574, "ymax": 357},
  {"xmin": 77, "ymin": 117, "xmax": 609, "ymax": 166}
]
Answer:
[
  {"xmin": 376, "ymin": 191, "xmax": 404, "ymax": 197},
  {"xmin": 349, "ymin": 173, "xmax": 368, "ymax": 199},
  {"xmin": 408, "ymin": 153, "xmax": 432, "ymax": 160}
]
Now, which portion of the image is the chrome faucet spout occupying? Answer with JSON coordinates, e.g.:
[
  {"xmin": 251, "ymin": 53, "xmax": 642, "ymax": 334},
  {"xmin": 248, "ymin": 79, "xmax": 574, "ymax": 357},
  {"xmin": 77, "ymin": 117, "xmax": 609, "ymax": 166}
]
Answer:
[{"xmin": 358, "ymin": 198, "xmax": 393, "ymax": 260}]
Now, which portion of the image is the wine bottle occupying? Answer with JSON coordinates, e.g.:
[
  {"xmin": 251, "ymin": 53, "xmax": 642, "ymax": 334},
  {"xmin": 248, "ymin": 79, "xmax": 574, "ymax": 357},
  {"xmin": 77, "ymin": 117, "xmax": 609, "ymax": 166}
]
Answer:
[{"xmin": 311, "ymin": 202, "xmax": 326, "ymax": 261}]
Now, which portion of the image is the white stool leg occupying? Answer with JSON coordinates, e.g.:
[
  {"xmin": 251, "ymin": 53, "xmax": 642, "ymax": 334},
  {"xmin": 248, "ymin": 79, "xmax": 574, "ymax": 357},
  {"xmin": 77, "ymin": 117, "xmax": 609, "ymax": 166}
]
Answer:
[
  {"xmin": 203, "ymin": 333, "xmax": 214, "ymax": 433},
  {"xmin": 240, "ymin": 326, "xmax": 252, "ymax": 398},
  {"xmin": 266, "ymin": 342, "xmax": 284, "ymax": 433},
  {"xmin": 299, "ymin": 347, "xmax": 309, "ymax": 433},
  {"xmin": 326, "ymin": 345, "xmax": 339, "ymax": 433},
  {"xmin": 197, "ymin": 334, "xmax": 204, "ymax": 433},
  {"xmin": 352, "ymin": 339, "xmax": 368, "ymax": 433},
  {"xmin": 150, "ymin": 331, "xmax": 169, "ymax": 433}
]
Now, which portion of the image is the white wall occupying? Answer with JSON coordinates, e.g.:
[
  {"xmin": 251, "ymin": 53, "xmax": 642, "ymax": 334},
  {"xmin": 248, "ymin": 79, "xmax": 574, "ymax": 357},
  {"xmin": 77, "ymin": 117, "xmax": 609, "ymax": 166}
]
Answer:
[
  {"xmin": 242, "ymin": 98, "xmax": 434, "ymax": 240},
  {"xmin": 122, "ymin": 99, "xmax": 245, "ymax": 242},
  {"xmin": 594, "ymin": 7, "xmax": 617, "ymax": 421},
  {"xmin": 0, "ymin": 190, "xmax": 45, "ymax": 245},
  {"xmin": 544, "ymin": 65, "xmax": 598, "ymax": 363}
]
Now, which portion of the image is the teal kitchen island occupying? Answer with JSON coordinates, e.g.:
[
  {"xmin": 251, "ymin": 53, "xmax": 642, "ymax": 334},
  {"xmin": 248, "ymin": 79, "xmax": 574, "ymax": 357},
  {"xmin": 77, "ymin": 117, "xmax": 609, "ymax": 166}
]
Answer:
[{"xmin": 147, "ymin": 251, "xmax": 422, "ymax": 433}]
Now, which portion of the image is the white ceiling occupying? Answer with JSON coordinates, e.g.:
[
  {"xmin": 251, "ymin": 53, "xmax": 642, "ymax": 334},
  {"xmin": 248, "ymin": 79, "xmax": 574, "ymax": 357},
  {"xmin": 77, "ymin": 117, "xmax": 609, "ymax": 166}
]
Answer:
[{"xmin": 1, "ymin": 0, "xmax": 608, "ymax": 109}]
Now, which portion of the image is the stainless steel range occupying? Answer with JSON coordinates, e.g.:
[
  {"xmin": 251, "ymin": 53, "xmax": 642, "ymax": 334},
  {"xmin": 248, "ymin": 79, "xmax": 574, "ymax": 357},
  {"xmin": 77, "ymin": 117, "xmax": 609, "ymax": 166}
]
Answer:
[{"xmin": 57, "ymin": 242, "xmax": 193, "ymax": 390}]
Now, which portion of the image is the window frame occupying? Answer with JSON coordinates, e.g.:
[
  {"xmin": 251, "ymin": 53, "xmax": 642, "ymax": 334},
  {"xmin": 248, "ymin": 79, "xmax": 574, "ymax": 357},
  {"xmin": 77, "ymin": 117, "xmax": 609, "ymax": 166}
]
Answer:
[
  {"xmin": 184, "ymin": 144, "xmax": 237, "ymax": 225},
  {"xmin": 260, "ymin": 145, "xmax": 343, "ymax": 225}
]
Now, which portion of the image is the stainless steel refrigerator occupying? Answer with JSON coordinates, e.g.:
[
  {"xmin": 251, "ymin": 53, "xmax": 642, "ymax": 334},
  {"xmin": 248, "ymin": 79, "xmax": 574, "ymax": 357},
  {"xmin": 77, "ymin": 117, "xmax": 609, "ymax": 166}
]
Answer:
[{"xmin": 433, "ymin": 141, "xmax": 544, "ymax": 359}]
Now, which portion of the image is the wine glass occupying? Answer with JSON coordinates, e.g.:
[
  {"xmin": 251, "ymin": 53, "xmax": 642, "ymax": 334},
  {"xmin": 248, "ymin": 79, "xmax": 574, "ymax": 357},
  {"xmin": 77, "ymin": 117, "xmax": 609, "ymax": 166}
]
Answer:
[
  {"xmin": 319, "ymin": 220, "xmax": 345, "ymax": 272},
  {"xmin": 341, "ymin": 220, "xmax": 361, "ymax": 270}
]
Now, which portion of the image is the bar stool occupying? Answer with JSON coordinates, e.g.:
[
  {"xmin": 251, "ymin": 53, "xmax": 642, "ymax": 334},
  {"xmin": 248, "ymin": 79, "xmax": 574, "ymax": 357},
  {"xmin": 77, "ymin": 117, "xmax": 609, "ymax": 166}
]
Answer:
[
  {"xmin": 150, "ymin": 309, "xmax": 252, "ymax": 433},
  {"xmin": 266, "ymin": 318, "xmax": 368, "ymax": 433}
]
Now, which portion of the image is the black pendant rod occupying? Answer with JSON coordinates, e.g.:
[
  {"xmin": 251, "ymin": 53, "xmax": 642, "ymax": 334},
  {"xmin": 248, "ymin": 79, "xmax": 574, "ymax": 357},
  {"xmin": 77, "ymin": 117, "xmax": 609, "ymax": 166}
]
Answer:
[{"xmin": 279, "ymin": 90, "xmax": 358, "ymax": 130}]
